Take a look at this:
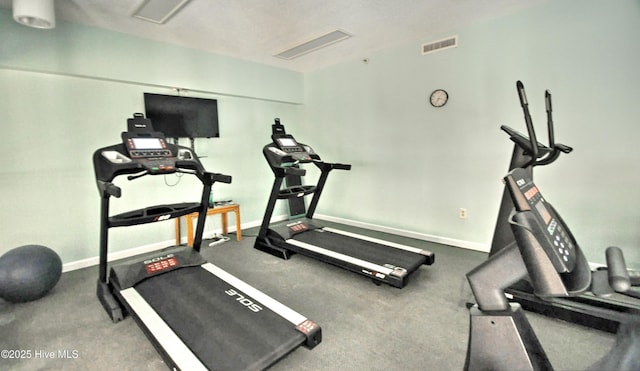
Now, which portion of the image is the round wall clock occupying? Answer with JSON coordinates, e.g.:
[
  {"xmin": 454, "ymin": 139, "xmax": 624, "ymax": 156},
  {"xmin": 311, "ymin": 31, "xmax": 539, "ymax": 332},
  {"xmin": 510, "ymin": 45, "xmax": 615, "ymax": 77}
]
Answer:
[{"xmin": 430, "ymin": 89, "xmax": 449, "ymax": 107}]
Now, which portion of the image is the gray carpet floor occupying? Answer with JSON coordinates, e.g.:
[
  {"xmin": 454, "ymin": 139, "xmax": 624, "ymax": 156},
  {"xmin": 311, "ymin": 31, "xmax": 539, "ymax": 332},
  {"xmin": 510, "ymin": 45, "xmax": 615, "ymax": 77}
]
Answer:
[{"xmin": 0, "ymin": 222, "xmax": 616, "ymax": 370}]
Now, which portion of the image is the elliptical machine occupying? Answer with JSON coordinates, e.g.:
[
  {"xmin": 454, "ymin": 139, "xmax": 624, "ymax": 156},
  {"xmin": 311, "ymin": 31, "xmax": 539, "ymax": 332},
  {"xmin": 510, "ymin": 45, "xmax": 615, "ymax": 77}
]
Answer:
[
  {"xmin": 490, "ymin": 80, "xmax": 572, "ymax": 255},
  {"xmin": 489, "ymin": 82, "xmax": 640, "ymax": 333},
  {"xmin": 465, "ymin": 166, "xmax": 640, "ymax": 370}
]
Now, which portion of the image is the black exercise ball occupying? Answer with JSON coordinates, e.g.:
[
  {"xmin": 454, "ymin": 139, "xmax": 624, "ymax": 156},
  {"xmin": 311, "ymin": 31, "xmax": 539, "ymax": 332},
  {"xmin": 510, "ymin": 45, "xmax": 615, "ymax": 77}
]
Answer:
[{"xmin": 0, "ymin": 244, "xmax": 62, "ymax": 303}]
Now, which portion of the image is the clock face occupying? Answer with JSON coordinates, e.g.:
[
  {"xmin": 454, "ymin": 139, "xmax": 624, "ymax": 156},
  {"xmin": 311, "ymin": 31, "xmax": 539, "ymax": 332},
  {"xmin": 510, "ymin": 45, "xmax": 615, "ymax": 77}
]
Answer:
[{"xmin": 430, "ymin": 89, "xmax": 448, "ymax": 107}]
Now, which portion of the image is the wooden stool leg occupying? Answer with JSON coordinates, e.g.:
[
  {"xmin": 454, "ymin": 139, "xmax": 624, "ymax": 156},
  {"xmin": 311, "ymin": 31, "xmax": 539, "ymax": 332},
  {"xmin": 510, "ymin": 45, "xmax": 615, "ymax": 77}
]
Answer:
[
  {"xmin": 235, "ymin": 206, "xmax": 242, "ymax": 240},
  {"xmin": 187, "ymin": 215, "xmax": 195, "ymax": 247},
  {"xmin": 221, "ymin": 212, "xmax": 228, "ymax": 235},
  {"xmin": 175, "ymin": 218, "xmax": 181, "ymax": 246}
]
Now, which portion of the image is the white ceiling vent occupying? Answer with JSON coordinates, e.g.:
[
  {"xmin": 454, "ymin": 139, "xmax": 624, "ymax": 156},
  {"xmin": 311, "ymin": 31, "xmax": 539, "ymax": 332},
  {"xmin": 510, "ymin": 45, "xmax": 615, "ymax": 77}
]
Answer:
[
  {"xmin": 275, "ymin": 30, "xmax": 352, "ymax": 60},
  {"xmin": 133, "ymin": 0, "xmax": 191, "ymax": 24},
  {"xmin": 422, "ymin": 35, "xmax": 458, "ymax": 55}
]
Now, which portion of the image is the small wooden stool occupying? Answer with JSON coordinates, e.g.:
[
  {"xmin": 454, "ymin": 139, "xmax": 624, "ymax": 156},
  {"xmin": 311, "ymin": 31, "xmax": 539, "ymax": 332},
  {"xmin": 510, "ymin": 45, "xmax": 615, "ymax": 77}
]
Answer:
[{"xmin": 175, "ymin": 204, "xmax": 241, "ymax": 247}]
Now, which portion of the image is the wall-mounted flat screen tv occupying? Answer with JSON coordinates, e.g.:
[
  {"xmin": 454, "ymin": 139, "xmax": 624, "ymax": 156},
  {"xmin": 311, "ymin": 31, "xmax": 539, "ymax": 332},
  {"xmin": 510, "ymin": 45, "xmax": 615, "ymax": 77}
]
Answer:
[{"xmin": 143, "ymin": 93, "xmax": 220, "ymax": 138}]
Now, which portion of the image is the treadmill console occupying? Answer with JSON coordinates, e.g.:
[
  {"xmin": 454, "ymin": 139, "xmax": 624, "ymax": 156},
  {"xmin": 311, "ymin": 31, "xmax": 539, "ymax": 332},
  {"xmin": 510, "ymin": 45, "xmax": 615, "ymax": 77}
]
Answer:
[
  {"xmin": 123, "ymin": 133, "xmax": 171, "ymax": 158},
  {"xmin": 275, "ymin": 136, "xmax": 305, "ymax": 154},
  {"xmin": 121, "ymin": 131, "xmax": 176, "ymax": 173},
  {"xmin": 505, "ymin": 168, "xmax": 577, "ymax": 273},
  {"xmin": 93, "ymin": 113, "xmax": 202, "ymax": 184},
  {"xmin": 264, "ymin": 119, "xmax": 320, "ymax": 165},
  {"xmin": 269, "ymin": 134, "xmax": 316, "ymax": 162}
]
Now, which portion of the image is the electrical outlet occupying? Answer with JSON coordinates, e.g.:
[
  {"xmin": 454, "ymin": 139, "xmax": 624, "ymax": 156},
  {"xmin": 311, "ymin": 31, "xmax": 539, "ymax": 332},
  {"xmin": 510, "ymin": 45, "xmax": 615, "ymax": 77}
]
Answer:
[{"xmin": 459, "ymin": 208, "xmax": 468, "ymax": 219}]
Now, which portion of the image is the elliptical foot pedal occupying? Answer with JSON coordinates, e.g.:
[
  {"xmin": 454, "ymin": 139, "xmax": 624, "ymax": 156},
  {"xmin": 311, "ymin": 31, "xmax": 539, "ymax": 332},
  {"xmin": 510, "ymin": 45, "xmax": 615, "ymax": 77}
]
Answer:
[{"xmin": 591, "ymin": 270, "xmax": 614, "ymax": 297}]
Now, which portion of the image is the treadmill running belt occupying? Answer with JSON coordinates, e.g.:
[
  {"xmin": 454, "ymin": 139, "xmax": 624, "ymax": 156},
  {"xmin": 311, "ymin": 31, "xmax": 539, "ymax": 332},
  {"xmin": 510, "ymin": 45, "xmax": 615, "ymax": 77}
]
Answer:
[
  {"xmin": 135, "ymin": 266, "xmax": 305, "ymax": 370},
  {"xmin": 294, "ymin": 230, "xmax": 426, "ymax": 272}
]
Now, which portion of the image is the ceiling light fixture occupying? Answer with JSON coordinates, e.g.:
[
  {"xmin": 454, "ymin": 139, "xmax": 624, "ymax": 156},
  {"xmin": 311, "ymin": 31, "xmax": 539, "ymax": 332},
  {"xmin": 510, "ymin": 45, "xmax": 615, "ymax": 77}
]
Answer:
[
  {"xmin": 133, "ymin": 0, "xmax": 191, "ymax": 24},
  {"xmin": 13, "ymin": 0, "xmax": 56, "ymax": 29},
  {"xmin": 275, "ymin": 30, "xmax": 352, "ymax": 60}
]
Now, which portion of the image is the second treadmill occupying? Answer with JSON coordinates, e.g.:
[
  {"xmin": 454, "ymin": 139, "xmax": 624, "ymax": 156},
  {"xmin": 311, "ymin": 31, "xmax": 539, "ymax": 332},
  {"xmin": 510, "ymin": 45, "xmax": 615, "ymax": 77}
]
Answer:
[{"xmin": 254, "ymin": 119, "xmax": 434, "ymax": 288}]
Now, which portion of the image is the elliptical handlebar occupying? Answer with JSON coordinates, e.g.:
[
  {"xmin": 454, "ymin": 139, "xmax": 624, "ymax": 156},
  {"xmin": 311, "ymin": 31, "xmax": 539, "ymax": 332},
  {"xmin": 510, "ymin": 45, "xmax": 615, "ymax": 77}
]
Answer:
[
  {"xmin": 545, "ymin": 90, "xmax": 555, "ymax": 149},
  {"xmin": 512, "ymin": 80, "xmax": 572, "ymax": 168},
  {"xmin": 555, "ymin": 143, "xmax": 573, "ymax": 154},
  {"xmin": 536, "ymin": 88, "xmax": 573, "ymax": 166},
  {"xmin": 517, "ymin": 80, "xmax": 540, "ymax": 167}
]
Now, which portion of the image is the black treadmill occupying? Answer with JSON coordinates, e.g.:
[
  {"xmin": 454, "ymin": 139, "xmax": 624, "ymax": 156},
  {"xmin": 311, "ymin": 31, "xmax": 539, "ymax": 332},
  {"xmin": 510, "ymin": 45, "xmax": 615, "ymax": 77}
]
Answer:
[
  {"xmin": 254, "ymin": 118, "xmax": 434, "ymax": 288},
  {"xmin": 489, "ymin": 82, "xmax": 640, "ymax": 333},
  {"xmin": 94, "ymin": 114, "xmax": 321, "ymax": 370}
]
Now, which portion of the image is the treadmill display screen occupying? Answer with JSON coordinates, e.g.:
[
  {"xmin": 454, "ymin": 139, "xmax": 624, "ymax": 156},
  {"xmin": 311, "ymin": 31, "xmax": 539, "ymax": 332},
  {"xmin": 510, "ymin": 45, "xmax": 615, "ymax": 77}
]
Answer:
[
  {"xmin": 277, "ymin": 138, "xmax": 298, "ymax": 148},
  {"xmin": 131, "ymin": 137, "xmax": 165, "ymax": 150}
]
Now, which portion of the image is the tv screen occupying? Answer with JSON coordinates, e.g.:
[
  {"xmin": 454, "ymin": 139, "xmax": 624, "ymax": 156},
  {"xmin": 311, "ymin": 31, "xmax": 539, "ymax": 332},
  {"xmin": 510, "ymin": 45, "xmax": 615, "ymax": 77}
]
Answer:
[{"xmin": 143, "ymin": 93, "xmax": 220, "ymax": 138}]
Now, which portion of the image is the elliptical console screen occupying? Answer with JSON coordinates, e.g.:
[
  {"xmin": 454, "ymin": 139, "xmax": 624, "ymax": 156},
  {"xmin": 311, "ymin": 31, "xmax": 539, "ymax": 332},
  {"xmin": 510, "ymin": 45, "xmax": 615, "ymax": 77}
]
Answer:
[
  {"xmin": 523, "ymin": 186, "xmax": 552, "ymax": 225},
  {"xmin": 508, "ymin": 168, "xmax": 577, "ymax": 272}
]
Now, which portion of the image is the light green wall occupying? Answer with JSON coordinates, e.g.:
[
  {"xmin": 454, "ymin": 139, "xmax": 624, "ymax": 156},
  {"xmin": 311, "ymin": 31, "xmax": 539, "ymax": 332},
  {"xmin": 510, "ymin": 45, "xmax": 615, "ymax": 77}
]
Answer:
[
  {"xmin": 0, "ymin": 10, "xmax": 300, "ymax": 264},
  {"xmin": 0, "ymin": 11, "xmax": 303, "ymax": 103},
  {"xmin": 302, "ymin": 0, "xmax": 640, "ymax": 267},
  {"xmin": 1, "ymin": 0, "xmax": 639, "ymax": 270}
]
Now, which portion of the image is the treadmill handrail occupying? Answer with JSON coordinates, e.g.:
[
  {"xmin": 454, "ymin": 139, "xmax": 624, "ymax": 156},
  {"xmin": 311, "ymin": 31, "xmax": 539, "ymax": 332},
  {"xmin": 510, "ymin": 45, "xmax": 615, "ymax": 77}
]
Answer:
[{"xmin": 312, "ymin": 160, "xmax": 352, "ymax": 172}]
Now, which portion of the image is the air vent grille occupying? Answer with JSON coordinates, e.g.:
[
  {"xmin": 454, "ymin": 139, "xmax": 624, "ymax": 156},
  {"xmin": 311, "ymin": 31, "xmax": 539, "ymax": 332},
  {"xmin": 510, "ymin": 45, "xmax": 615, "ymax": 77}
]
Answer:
[
  {"xmin": 133, "ymin": 0, "xmax": 191, "ymax": 24},
  {"xmin": 275, "ymin": 30, "xmax": 352, "ymax": 60},
  {"xmin": 422, "ymin": 36, "xmax": 458, "ymax": 55}
]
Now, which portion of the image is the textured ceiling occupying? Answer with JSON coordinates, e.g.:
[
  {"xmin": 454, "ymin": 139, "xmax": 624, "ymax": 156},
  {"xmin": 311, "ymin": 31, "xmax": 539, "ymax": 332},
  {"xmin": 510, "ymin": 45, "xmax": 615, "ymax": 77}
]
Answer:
[{"xmin": 0, "ymin": 0, "xmax": 549, "ymax": 72}]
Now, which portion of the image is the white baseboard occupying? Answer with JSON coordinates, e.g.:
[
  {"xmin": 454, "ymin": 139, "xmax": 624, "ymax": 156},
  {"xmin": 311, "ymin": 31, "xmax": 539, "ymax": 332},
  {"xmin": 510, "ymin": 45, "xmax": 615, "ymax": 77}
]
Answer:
[
  {"xmin": 62, "ymin": 215, "xmax": 289, "ymax": 273},
  {"xmin": 315, "ymin": 214, "xmax": 490, "ymax": 253},
  {"xmin": 62, "ymin": 214, "xmax": 487, "ymax": 272},
  {"xmin": 64, "ymin": 212, "xmax": 609, "ymax": 274},
  {"xmin": 63, "ymin": 240, "xmax": 179, "ymax": 272}
]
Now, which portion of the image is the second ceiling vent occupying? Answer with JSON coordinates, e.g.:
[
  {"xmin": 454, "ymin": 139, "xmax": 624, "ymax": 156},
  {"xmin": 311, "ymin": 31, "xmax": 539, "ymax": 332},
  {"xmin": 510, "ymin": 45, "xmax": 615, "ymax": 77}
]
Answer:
[{"xmin": 422, "ymin": 35, "xmax": 458, "ymax": 55}]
